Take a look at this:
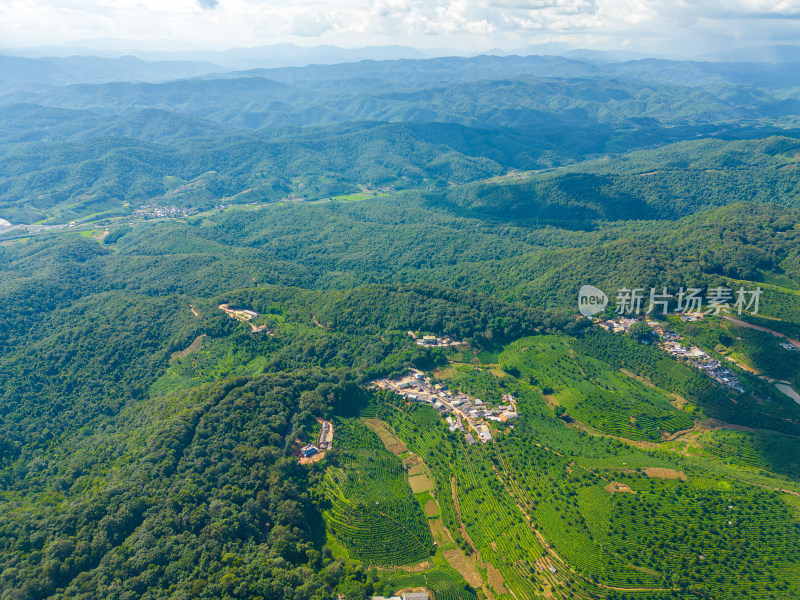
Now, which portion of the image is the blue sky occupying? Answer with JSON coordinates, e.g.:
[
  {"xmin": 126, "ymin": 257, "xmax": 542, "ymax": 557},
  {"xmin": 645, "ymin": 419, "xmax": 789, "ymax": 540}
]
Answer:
[{"xmin": 2, "ymin": 0, "xmax": 799, "ymax": 55}]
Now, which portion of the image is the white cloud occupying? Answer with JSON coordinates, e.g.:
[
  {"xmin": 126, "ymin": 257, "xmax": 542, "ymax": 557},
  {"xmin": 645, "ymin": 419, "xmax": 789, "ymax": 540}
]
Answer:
[
  {"xmin": 285, "ymin": 9, "xmax": 338, "ymax": 37},
  {"xmin": 0, "ymin": 0, "xmax": 799, "ymax": 54}
]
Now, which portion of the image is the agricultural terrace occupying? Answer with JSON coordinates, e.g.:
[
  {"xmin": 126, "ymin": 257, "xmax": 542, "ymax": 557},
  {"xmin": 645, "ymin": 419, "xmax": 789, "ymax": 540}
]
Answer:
[
  {"xmin": 499, "ymin": 336, "xmax": 693, "ymax": 441},
  {"xmin": 383, "ymin": 566, "xmax": 477, "ymax": 600},
  {"xmin": 698, "ymin": 428, "xmax": 800, "ymax": 480},
  {"xmin": 323, "ymin": 419, "xmax": 435, "ymax": 565},
  {"xmin": 357, "ymin": 357, "xmax": 800, "ymax": 599}
]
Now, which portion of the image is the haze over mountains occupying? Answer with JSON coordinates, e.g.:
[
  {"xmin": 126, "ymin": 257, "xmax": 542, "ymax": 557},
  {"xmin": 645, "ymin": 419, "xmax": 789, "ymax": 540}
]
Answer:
[
  {"xmin": 3, "ymin": 41, "xmax": 800, "ymax": 87},
  {"xmin": 3, "ymin": 46, "xmax": 800, "ymax": 226}
]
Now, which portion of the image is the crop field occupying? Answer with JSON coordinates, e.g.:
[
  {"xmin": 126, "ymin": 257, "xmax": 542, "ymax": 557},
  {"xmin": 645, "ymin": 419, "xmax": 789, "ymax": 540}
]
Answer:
[
  {"xmin": 476, "ymin": 348, "xmax": 500, "ymax": 365},
  {"xmin": 362, "ymin": 417, "xmax": 408, "ymax": 453},
  {"xmin": 489, "ymin": 399, "xmax": 664, "ymax": 591},
  {"xmin": 150, "ymin": 334, "xmax": 275, "ymax": 396},
  {"xmin": 602, "ymin": 473, "xmax": 800, "ymax": 598},
  {"xmin": 748, "ymin": 283, "xmax": 800, "ymax": 324},
  {"xmin": 699, "ymin": 428, "xmax": 800, "ymax": 480},
  {"xmin": 377, "ymin": 401, "xmax": 557, "ymax": 599},
  {"xmin": 500, "ymin": 336, "xmax": 693, "ymax": 441},
  {"xmin": 323, "ymin": 419, "xmax": 435, "ymax": 565},
  {"xmin": 567, "ymin": 326, "xmax": 800, "ymax": 438},
  {"xmin": 385, "ymin": 566, "xmax": 478, "ymax": 600},
  {"xmin": 447, "ymin": 343, "xmax": 502, "ymax": 366},
  {"xmin": 362, "ymin": 362, "xmax": 800, "ymax": 599}
]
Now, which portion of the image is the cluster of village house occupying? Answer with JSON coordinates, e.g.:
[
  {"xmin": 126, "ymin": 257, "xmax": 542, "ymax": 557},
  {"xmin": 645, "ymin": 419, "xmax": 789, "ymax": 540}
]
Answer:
[
  {"xmin": 595, "ymin": 316, "xmax": 745, "ymax": 393},
  {"xmin": 370, "ymin": 369, "xmax": 518, "ymax": 444},
  {"xmin": 135, "ymin": 204, "xmax": 198, "ymax": 218}
]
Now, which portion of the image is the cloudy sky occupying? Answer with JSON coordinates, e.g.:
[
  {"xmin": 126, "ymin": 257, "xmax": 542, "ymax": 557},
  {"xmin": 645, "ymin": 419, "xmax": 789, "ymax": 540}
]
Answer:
[{"xmin": 2, "ymin": 0, "xmax": 800, "ymax": 55}]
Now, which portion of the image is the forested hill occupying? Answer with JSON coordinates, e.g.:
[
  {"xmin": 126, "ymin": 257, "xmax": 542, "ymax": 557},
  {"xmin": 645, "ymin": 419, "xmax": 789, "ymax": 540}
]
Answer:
[
  {"xmin": 2, "ymin": 51, "xmax": 800, "ymax": 600},
  {"xmin": 4, "ymin": 52, "xmax": 800, "ymax": 225},
  {"xmin": 1, "ymin": 111, "xmax": 799, "ymax": 225},
  {"xmin": 426, "ymin": 135, "xmax": 800, "ymax": 221}
]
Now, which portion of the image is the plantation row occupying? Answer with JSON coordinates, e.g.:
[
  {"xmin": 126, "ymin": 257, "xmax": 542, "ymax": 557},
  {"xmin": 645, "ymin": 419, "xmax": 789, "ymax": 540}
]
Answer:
[
  {"xmin": 499, "ymin": 336, "xmax": 692, "ymax": 441},
  {"xmin": 604, "ymin": 474, "xmax": 800, "ymax": 598},
  {"xmin": 490, "ymin": 385, "xmax": 800, "ymax": 598},
  {"xmin": 490, "ymin": 408, "xmax": 663, "ymax": 590},
  {"xmin": 354, "ymin": 359, "xmax": 800, "ymax": 599},
  {"xmin": 376, "ymin": 397, "xmax": 602, "ymax": 599},
  {"xmin": 323, "ymin": 419, "xmax": 434, "ymax": 565},
  {"xmin": 700, "ymin": 429, "xmax": 800, "ymax": 481},
  {"xmin": 386, "ymin": 566, "xmax": 478, "ymax": 600}
]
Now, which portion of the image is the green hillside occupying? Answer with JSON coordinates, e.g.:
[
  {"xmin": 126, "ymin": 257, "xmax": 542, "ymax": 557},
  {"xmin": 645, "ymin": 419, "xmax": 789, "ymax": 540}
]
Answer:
[
  {"xmin": 1, "ymin": 52, "xmax": 799, "ymax": 600},
  {"xmin": 323, "ymin": 420, "xmax": 434, "ymax": 565}
]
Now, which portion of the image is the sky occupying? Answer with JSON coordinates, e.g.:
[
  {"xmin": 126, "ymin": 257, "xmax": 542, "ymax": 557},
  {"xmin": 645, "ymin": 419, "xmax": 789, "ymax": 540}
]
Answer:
[{"xmin": 1, "ymin": 0, "xmax": 800, "ymax": 56}]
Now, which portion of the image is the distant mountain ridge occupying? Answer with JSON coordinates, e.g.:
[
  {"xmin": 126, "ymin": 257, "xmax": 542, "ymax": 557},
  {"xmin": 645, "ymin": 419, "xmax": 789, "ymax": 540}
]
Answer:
[
  {"xmin": 3, "ymin": 51, "xmax": 800, "ymax": 226},
  {"xmin": 0, "ymin": 54, "xmax": 226, "ymax": 85},
  {"xmin": 0, "ymin": 42, "xmax": 448, "ymax": 70}
]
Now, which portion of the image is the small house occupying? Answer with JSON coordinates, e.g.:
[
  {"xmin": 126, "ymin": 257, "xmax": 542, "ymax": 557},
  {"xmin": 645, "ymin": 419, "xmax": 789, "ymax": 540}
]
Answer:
[{"xmin": 300, "ymin": 444, "xmax": 319, "ymax": 458}]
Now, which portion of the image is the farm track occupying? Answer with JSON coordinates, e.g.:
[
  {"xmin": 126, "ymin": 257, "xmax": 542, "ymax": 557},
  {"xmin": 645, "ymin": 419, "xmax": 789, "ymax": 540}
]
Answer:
[
  {"xmin": 449, "ymin": 477, "xmax": 499, "ymax": 600},
  {"xmin": 722, "ymin": 315, "xmax": 800, "ymax": 348},
  {"xmin": 488, "ymin": 463, "xmax": 590, "ymax": 599}
]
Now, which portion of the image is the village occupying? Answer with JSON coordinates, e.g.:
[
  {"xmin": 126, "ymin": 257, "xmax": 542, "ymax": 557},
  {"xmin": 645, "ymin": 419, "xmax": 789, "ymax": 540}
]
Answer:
[
  {"xmin": 595, "ymin": 315, "xmax": 746, "ymax": 393},
  {"xmin": 370, "ymin": 369, "xmax": 518, "ymax": 444},
  {"xmin": 135, "ymin": 204, "xmax": 198, "ymax": 218}
]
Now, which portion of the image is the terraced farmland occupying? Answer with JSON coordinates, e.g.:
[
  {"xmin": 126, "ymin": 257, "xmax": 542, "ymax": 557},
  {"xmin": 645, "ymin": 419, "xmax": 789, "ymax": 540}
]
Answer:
[
  {"xmin": 376, "ymin": 396, "xmax": 598, "ymax": 599},
  {"xmin": 385, "ymin": 566, "xmax": 478, "ymax": 600},
  {"xmin": 604, "ymin": 474, "xmax": 800, "ymax": 598},
  {"xmin": 500, "ymin": 336, "xmax": 693, "ymax": 441},
  {"xmin": 323, "ymin": 419, "xmax": 435, "ymax": 565},
  {"xmin": 363, "ymin": 359, "xmax": 800, "ymax": 600},
  {"xmin": 700, "ymin": 428, "xmax": 800, "ymax": 480}
]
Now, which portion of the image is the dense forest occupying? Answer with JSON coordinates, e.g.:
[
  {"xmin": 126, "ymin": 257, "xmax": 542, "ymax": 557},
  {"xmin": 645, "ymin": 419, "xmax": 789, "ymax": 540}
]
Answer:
[{"xmin": 1, "ymin": 51, "xmax": 800, "ymax": 599}]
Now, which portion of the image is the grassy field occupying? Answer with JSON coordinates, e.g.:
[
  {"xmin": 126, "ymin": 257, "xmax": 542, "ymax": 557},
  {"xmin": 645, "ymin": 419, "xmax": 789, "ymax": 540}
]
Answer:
[{"xmin": 329, "ymin": 191, "xmax": 386, "ymax": 202}]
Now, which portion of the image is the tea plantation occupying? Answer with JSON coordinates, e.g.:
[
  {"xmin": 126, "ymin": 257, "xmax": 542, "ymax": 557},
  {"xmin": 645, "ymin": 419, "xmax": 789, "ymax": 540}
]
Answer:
[
  {"xmin": 323, "ymin": 419, "xmax": 435, "ymax": 565},
  {"xmin": 341, "ymin": 345, "xmax": 800, "ymax": 600},
  {"xmin": 499, "ymin": 336, "xmax": 693, "ymax": 441}
]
